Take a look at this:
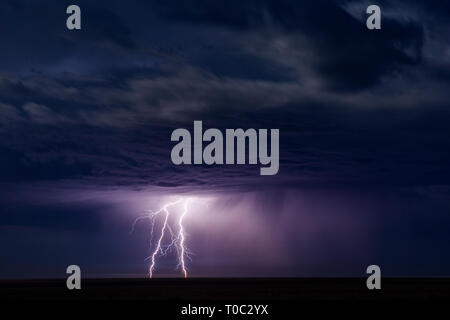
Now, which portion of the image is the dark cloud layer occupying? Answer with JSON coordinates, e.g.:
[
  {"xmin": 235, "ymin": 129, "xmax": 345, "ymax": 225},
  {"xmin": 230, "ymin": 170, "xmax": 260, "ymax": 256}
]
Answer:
[{"xmin": 1, "ymin": 0, "xmax": 449, "ymax": 197}]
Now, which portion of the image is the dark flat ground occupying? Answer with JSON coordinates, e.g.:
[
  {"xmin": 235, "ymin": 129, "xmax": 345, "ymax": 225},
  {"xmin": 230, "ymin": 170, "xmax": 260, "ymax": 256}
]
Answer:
[
  {"xmin": 1, "ymin": 277, "xmax": 449, "ymax": 301},
  {"xmin": 1, "ymin": 278, "xmax": 449, "ymax": 318}
]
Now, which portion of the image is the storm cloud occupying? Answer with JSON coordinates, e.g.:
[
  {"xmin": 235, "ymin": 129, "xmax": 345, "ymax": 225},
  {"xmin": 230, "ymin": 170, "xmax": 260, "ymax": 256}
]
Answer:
[{"xmin": 1, "ymin": 0, "xmax": 450, "ymax": 278}]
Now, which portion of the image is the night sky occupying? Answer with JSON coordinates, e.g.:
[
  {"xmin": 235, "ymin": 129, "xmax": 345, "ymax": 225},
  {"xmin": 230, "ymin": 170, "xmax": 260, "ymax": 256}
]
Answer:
[{"xmin": 1, "ymin": 0, "xmax": 450, "ymax": 279}]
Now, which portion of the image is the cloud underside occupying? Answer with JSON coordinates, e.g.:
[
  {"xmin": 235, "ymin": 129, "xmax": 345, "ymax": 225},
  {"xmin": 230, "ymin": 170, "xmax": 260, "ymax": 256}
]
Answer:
[{"xmin": 0, "ymin": 0, "xmax": 449, "ymax": 191}]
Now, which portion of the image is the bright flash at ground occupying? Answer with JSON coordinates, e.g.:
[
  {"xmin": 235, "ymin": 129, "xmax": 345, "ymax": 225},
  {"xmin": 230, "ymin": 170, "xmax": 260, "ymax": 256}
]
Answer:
[{"xmin": 131, "ymin": 198, "xmax": 194, "ymax": 278}]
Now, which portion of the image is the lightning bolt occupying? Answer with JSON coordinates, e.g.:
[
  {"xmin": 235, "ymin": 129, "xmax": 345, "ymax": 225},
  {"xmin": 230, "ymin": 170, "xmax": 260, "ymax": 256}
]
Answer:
[
  {"xmin": 178, "ymin": 200, "xmax": 189, "ymax": 278},
  {"xmin": 131, "ymin": 198, "xmax": 192, "ymax": 278}
]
